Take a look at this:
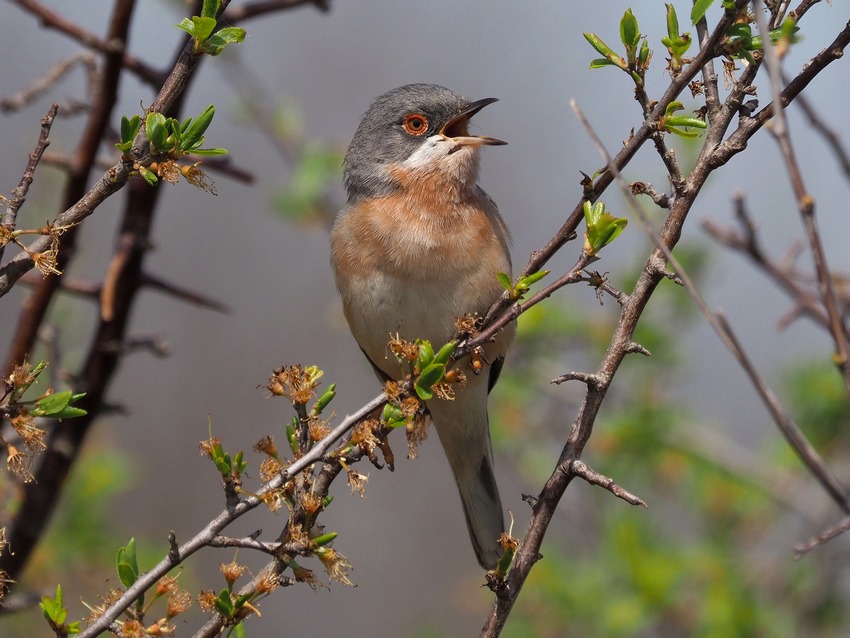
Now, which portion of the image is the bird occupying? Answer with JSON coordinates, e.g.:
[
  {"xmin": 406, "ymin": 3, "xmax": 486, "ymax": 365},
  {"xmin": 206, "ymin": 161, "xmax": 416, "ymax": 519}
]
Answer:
[{"xmin": 330, "ymin": 83, "xmax": 514, "ymax": 569}]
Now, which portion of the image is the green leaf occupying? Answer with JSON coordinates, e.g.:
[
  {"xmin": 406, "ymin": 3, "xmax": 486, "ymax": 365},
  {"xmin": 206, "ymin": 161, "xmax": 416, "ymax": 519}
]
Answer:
[
  {"xmin": 233, "ymin": 450, "xmax": 245, "ymax": 474},
  {"xmin": 620, "ymin": 9, "xmax": 640, "ymax": 49},
  {"xmin": 414, "ymin": 362, "xmax": 446, "ymax": 401},
  {"xmin": 181, "ymin": 105, "xmax": 216, "ymax": 150},
  {"xmin": 233, "ymin": 622, "xmax": 246, "ymax": 638},
  {"xmin": 583, "ymin": 200, "xmax": 606, "ymax": 226},
  {"xmin": 583, "ymin": 33, "xmax": 627, "ymax": 70},
  {"xmin": 145, "ymin": 112, "xmax": 168, "ymax": 152},
  {"xmin": 665, "ymin": 115, "xmax": 707, "ymax": 130},
  {"xmin": 665, "ymin": 3, "xmax": 680, "ymax": 41},
  {"xmin": 31, "ymin": 390, "xmax": 72, "ymax": 416},
  {"xmin": 691, "ymin": 0, "xmax": 714, "ymax": 24},
  {"xmin": 496, "ymin": 271, "xmax": 513, "ymax": 292},
  {"xmin": 312, "ymin": 383, "xmax": 337, "ymax": 415},
  {"xmin": 50, "ymin": 406, "xmax": 88, "ymax": 419},
  {"xmin": 214, "ymin": 26, "xmax": 246, "ymax": 44},
  {"xmin": 139, "ymin": 166, "xmax": 159, "ymax": 186},
  {"xmin": 39, "ymin": 585, "xmax": 65, "ymax": 624},
  {"xmin": 214, "ymin": 589, "xmax": 234, "ymax": 617},
  {"xmin": 312, "ymin": 531, "xmax": 338, "ymax": 547},
  {"xmin": 192, "ymin": 16, "xmax": 217, "ymax": 42},
  {"xmin": 117, "ymin": 114, "xmax": 141, "ymax": 152},
  {"xmin": 432, "ymin": 341, "xmax": 457, "ymax": 366},
  {"xmin": 202, "ymin": 27, "xmax": 246, "ymax": 55},
  {"xmin": 202, "ymin": 0, "xmax": 219, "ymax": 19},
  {"xmin": 381, "ymin": 403, "xmax": 407, "ymax": 429},
  {"xmin": 583, "ymin": 200, "xmax": 628, "ymax": 256},
  {"xmin": 116, "ymin": 538, "xmax": 140, "ymax": 589},
  {"xmin": 187, "ymin": 147, "xmax": 228, "ymax": 156},
  {"xmin": 416, "ymin": 340, "xmax": 435, "ymax": 368},
  {"xmin": 589, "ymin": 58, "xmax": 621, "ymax": 69},
  {"xmin": 176, "ymin": 17, "xmax": 197, "ymax": 38}
]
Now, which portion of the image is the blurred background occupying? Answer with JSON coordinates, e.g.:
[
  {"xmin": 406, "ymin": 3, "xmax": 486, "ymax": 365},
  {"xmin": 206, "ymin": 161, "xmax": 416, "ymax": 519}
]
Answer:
[{"xmin": 1, "ymin": 1, "xmax": 850, "ymax": 636}]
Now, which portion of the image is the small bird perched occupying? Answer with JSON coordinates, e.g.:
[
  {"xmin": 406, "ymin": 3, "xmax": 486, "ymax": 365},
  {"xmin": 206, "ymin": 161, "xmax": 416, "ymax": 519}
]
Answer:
[{"xmin": 330, "ymin": 84, "xmax": 514, "ymax": 569}]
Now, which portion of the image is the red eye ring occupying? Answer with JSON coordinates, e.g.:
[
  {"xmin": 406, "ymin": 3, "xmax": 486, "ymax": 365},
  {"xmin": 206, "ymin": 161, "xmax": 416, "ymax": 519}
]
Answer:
[{"xmin": 402, "ymin": 113, "xmax": 429, "ymax": 136}]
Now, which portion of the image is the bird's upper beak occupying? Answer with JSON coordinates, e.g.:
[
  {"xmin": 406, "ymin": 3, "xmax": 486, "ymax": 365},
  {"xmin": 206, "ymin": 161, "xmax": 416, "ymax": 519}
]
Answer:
[{"xmin": 440, "ymin": 97, "xmax": 507, "ymax": 149}]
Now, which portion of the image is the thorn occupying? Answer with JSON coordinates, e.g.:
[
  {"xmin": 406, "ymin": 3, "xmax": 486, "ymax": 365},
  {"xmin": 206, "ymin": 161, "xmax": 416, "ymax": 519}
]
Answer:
[
  {"xmin": 569, "ymin": 459, "xmax": 648, "ymax": 508},
  {"xmin": 551, "ymin": 371, "xmax": 601, "ymax": 388},
  {"xmin": 625, "ymin": 342, "xmax": 651, "ymax": 357},
  {"xmin": 658, "ymin": 265, "xmax": 683, "ymax": 286},
  {"xmin": 168, "ymin": 531, "xmax": 180, "ymax": 563},
  {"xmin": 521, "ymin": 493, "xmax": 539, "ymax": 509}
]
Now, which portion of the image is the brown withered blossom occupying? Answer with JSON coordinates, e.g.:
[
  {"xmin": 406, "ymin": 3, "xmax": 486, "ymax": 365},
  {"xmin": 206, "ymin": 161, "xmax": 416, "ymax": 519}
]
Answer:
[
  {"xmin": 388, "ymin": 334, "xmax": 418, "ymax": 363},
  {"xmin": 219, "ymin": 559, "xmax": 247, "ymax": 586},
  {"xmin": 255, "ymin": 564, "xmax": 283, "ymax": 595},
  {"xmin": 84, "ymin": 588, "xmax": 123, "ymax": 624},
  {"xmin": 406, "ymin": 413, "xmax": 430, "ymax": 460},
  {"xmin": 350, "ymin": 419, "xmax": 380, "ymax": 457},
  {"xmin": 316, "ymin": 547, "xmax": 354, "ymax": 587},
  {"xmin": 454, "ymin": 312, "xmax": 482, "ymax": 336},
  {"xmin": 119, "ymin": 618, "xmax": 145, "ymax": 638},
  {"xmin": 259, "ymin": 456, "xmax": 283, "ymax": 483},
  {"xmin": 299, "ymin": 491, "xmax": 323, "ymax": 515},
  {"xmin": 308, "ymin": 415, "xmax": 331, "ymax": 441},
  {"xmin": 180, "ymin": 162, "xmax": 217, "ymax": 195},
  {"xmin": 197, "ymin": 590, "xmax": 218, "ymax": 613},
  {"xmin": 10, "ymin": 413, "xmax": 47, "ymax": 452},
  {"xmin": 198, "ymin": 435, "xmax": 222, "ymax": 458},
  {"xmin": 7, "ymin": 360, "xmax": 36, "ymax": 390},
  {"xmin": 345, "ymin": 467, "xmax": 368, "ymax": 497},
  {"xmin": 154, "ymin": 573, "xmax": 178, "ymax": 598},
  {"xmin": 165, "ymin": 588, "xmax": 192, "ymax": 618},
  {"xmin": 267, "ymin": 365, "xmax": 322, "ymax": 405},
  {"xmin": 145, "ymin": 619, "xmax": 177, "ymax": 636},
  {"xmin": 253, "ymin": 435, "xmax": 278, "ymax": 458},
  {"xmin": 289, "ymin": 561, "xmax": 323, "ymax": 591},
  {"xmin": 155, "ymin": 160, "xmax": 180, "ymax": 184},
  {"xmin": 6, "ymin": 444, "xmax": 35, "ymax": 482},
  {"xmin": 32, "ymin": 248, "xmax": 61, "ymax": 276}
]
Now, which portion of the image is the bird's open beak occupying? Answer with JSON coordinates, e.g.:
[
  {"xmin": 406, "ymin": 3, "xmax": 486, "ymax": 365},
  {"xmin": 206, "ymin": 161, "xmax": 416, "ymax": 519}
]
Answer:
[{"xmin": 441, "ymin": 97, "xmax": 507, "ymax": 149}]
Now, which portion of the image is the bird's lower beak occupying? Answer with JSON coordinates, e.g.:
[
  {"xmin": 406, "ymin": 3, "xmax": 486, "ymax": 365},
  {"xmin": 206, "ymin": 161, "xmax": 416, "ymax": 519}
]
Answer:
[{"xmin": 440, "ymin": 97, "xmax": 507, "ymax": 148}]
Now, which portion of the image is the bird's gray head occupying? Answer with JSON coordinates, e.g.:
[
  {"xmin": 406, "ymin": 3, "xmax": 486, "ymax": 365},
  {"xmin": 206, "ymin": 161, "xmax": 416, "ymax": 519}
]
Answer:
[{"xmin": 343, "ymin": 83, "xmax": 505, "ymax": 204}]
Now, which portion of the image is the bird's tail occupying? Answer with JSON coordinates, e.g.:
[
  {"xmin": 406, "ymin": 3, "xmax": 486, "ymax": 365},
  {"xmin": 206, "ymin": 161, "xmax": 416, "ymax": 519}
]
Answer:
[{"xmin": 428, "ymin": 385, "xmax": 504, "ymax": 569}]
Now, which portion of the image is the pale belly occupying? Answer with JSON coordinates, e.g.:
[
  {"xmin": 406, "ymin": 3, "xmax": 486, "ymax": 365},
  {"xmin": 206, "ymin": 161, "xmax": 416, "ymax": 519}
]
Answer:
[{"xmin": 342, "ymin": 268, "xmax": 505, "ymax": 381}]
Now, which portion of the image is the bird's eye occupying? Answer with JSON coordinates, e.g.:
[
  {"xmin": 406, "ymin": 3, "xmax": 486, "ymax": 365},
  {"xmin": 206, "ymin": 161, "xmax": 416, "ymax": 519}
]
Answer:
[{"xmin": 402, "ymin": 114, "xmax": 428, "ymax": 136}]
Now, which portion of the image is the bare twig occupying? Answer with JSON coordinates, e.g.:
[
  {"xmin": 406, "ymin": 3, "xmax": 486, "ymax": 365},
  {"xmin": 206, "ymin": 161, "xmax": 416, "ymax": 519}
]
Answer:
[
  {"xmin": 790, "ymin": 78, "xmax": 850, "ymax": 185},
  {"xmin": 794, "ymin": 515, "xmax": 850, "ymax": 558},
  {"xmin": 753, "ymin": 0, "xmax": 850, "ymax": 395},
  {"xmin": 701, "ymin": 193, "xmax": 834, "ymax": 331},
  {"xmin": 222, "ymin": 0, "xmax": 330, "ymax": 21},
  {"xmin": 569, "ymin": 460, "xmax": 647, "ymax": 508},
  {"xmin": 0, "ymin": 103, "xmax": 58, "ymax": 264},
  {"xmin": 0, "ymin": 52, "xmax": 96, "ymax": 113},
  {"xmin": 8, "ymin": 0, "xmax": 162, "ymax": 87}
]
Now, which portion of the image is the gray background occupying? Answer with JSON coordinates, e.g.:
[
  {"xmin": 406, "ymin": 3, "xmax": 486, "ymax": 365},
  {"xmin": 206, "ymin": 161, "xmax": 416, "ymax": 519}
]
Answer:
[{"xmin": 1, "ymin": 1, "xmax": 849, "ymax": 635}]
